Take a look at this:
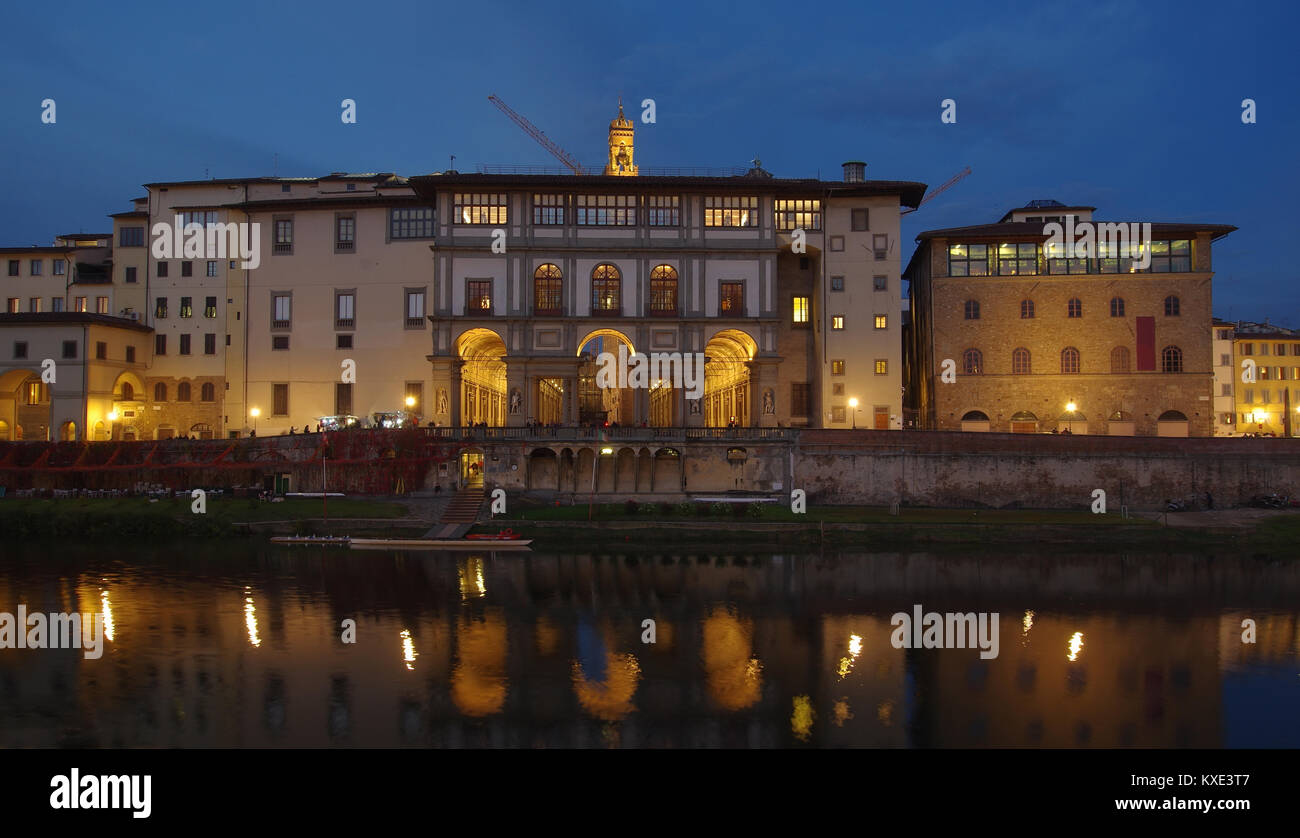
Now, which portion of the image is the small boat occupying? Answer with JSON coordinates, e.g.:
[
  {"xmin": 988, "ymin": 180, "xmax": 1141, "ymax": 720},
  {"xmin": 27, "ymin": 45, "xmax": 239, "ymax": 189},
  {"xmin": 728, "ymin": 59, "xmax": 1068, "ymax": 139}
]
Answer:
[
  {"xmin": 464, "ymin": 528, "xmax": 525, "ymax": 541},
  {"xmin": 271, "ymin": 535, "xmax": 352, "ymax": 546}
]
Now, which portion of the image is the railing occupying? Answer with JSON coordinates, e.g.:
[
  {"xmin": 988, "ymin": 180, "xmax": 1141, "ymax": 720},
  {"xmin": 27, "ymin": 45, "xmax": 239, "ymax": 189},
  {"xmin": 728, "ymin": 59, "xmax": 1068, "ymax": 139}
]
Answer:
[{"xmin": 418, "ymin": 426, "xmax": 796, "ymax": 442}]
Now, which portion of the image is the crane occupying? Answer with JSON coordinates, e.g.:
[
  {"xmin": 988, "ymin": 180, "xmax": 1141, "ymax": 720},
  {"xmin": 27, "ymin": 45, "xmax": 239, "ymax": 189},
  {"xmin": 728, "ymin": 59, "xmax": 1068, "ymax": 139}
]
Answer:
[
  {"xmin": 488, "ymin": 94, "xmax": 587, "ymax": 175},
  {"xmin": 901, "ymin": 166, "xmax": 972, "ymax": 215}
]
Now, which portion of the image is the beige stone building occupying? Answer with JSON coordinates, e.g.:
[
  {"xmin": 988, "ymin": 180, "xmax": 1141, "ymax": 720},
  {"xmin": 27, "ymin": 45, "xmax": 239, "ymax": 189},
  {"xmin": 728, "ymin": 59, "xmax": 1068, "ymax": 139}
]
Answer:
[
  {"xmin": 905, "ymin": 200, "xmax": 1235, "ymax": 436},
  {"xmin": 1232, "ymin": 320, "xmax": 1300, "ymax": 436}
]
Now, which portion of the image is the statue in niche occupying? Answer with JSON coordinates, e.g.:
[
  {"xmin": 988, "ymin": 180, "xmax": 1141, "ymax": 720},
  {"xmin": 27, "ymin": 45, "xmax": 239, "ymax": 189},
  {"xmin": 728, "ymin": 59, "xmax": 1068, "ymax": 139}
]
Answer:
[
  {"xmin": 688, "ymin": 398, "xmax": 701, "ymax": 415},
  {"xmin": 436, "ymin": 388, "xmax": 449, "ymax": 416},
  {"xmin": 762, "ymin": 388, "xmax": 775, "ymax": 414},
  {"xmin": 509, "ymin": 389, "xmax": 522, "ymax": 414}
]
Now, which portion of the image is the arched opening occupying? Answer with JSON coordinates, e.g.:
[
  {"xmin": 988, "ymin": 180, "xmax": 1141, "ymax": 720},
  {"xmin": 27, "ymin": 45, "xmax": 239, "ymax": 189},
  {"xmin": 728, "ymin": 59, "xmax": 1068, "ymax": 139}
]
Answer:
[
  {"xmin": 58, "ymin": 420, "xmax": 77, "ymax": 441},
  {"xmin": 93, "ymin": 420, "xmax": 108, "ymax": 441},
  {"xmin": 960, "ymin": 410, "xmax": 990, "ymax": 433},
  {"xmin": 0, "ymin": 369, "xmax": 50, "ymax": 441},
  {"xmin": 456, "ymin": 328, "xmax": 507, "ymax": 427},
  {"xmin": 576, "ymin": 329, "xmax": 637, "ymax": 426},
  {"xmin": 1056, "ymin": 409, "xmax": 1088, "ymax": 435},
  {"xmin": 191, "ymin": 422, "xmax": 214, "ymax": 440},
  {"xmin": 527, "ymin": 448, "xmax": 558, "ymax": 490},
  {"xmin": 704, "ymin": 329, "xmax": 757, "ymax": 428},
  {"xmin": 653, "ymin": 447, "xmax": 681, "ymax": 492},
  {"xmin": 0, "ymin": 419, "xmax": 9, "ymax": 441},
  {"xmin": 1009, "ymin": 410, "xmax": 1038, "ymax": 434},
  {"xmin": 1157, "ymin": 409, "xmax": 1189, "ymax": 438},
  {"xmin": 460, "ymin": 449, "xmax": 485, "ymax": 486},
  {"xmin": 1107, "ymin": 410, "xmax": 1136, "ymax": 436}
]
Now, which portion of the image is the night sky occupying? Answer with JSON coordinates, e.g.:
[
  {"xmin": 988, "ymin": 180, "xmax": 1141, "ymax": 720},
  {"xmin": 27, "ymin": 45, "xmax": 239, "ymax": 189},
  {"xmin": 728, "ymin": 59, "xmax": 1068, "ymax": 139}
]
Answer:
[{"xmin": 2, "ymin": 0, "xmax": 1295, "ymax": 322}]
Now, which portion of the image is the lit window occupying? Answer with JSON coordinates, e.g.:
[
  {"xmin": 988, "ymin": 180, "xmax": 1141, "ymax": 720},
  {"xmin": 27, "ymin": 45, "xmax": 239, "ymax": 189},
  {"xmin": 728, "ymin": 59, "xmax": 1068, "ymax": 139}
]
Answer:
[
  {"xmin": 704, "ymin": 195, "xmax": 758, "ymax": 228},
  {"xmin": 648, "ymin": 265, "xmax": 677, "ymax": 315},
  {"xmin": 963, "ymin": 348, "xmax": 982, "ymax": 375},
  {"xmin": 874, "ymin": 359, "xmax": 887, "ymax": 375},
  {"xmin": 592, "ymin": 264, "xmax": 621, "ymax": 313},
  {"xmin": 874, "ymin": 315, "xmax": 887, "ymax": 329},
  {"xmin": 577, "ymin": 194, "xmax": 636, "ymax": 226},
  {"xmin": 831, "ymin": 315, "xmax": 845, "ymax": 330},
  {"xmin": 721, "ymin": 282, "xmax": 744, "ymax": 316},
  {"xmin": 948, "ymin": 244, "xmax": 989, "ymax": 276},
  {"xmin": 534, "ymin": 264, "xmax": 563, "ymax": 315},
  {"xmin": 774, "ymin": 199, "xmax": 821, "ymax": 231},
  {"xmin": 792, "ymin": 296, "xmax": 809, "ymax": 324},
  {"xmin": 454, "ymin": 193, "xmax": 507, "ymax": 225},
  {"xmin": 831, "ymin": 360, "xmax": 845, "ymax": 375},
  {"xmin": 467, "ymin": 280, "xmax": 492, "ymax": 313}
]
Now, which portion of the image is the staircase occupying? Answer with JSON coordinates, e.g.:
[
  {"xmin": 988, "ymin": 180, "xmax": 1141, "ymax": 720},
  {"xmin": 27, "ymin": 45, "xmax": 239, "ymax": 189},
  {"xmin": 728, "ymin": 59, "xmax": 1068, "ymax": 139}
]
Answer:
[{"xmin": 440, "ymin": 486, "xmax": 485, "ymax": 524}]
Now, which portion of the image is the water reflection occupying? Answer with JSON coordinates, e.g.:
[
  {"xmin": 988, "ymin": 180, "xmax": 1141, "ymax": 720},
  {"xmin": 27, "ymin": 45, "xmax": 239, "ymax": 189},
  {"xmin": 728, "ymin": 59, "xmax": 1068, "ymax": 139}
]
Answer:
[{"xmin": 0, "ymin": 542, "xmax": 1297, "ymax": 747}]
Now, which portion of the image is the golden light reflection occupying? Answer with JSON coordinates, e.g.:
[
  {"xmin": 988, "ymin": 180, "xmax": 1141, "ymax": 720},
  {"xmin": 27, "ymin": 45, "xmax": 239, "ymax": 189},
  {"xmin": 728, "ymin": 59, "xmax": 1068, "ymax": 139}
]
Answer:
[
  {"xmin": 400, "ymin": 629, "xmax": 418, "ymax": 670},
  {"xmin": 791, "ymin": 695, "xmax": 815, "ymax": 741},
  {"xmin": 451, "ymin": 615, "xmax": 507, "ymax": 717},
  {"xmin": 702, "ymin": 608, "xmax": 763, "ymax": 710},
  {"xmin": 877, "ymin": 700, "xmax": 894, "ymax": 727},
  {"xmin": 244, "ymin": 596, "xmax": 260, "ymax": 647},
  {"xmin": 1023, "ymin": 610, "xmax": 1034, "ymax": 646},
  {"xmin": 458, "ymin": 557, "xmax": 487, "ymax": 600},
  {"xmin": 535, "ymin": 616, "xmax": 560, "ymax": 656},
  {"xmin": 100, "ymin": 589, "xmax": 115, "ymax": 642},
  {"xmin": 572, "ymin": 650, "xmax": 642, "ymax": 722},
  {"xmin": 832, "ymin": 699, "xmax": 853, "ymax": 727},
  {"xmin": 836, "ymin": 633, "xmax": 864, "ymax": 679},
  {"xmin": 1067, "ymin": 631, "xmax": 1084, "ymax": 661}
]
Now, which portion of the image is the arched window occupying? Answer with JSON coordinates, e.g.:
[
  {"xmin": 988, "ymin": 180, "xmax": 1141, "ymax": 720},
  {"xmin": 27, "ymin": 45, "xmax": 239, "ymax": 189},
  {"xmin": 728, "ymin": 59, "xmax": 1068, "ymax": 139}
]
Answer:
[
  {"xmin": 1020, "ymin": 299, "xmax": 1034, "ymax": 319},
  {"xmin": 962, "ymin": 410, "xmax": 989, "ymax": 421},
  {"xmin": 121, "ymin": 382, "xmax": 134, "ymax": 401},
  {"xmin": 533, "ymin": 264, "xmax": 563, "ymax": 315},
  {"xmin": 1110, "ymin": 297, "xmax": 1125, "ymax": 317},
  {"xmin": 1061, "ymin": 347, "xmax": 1080, "ymax": 374},
  {"xmin": 591, "ymin": 264, "xmax": 621, "ymax": 314},
  {"xmin": 153, "ymin": 382, "xmax": 167, "ymax": 402},
  {"xmin": 201, "ymin": 382, "xmax": 215, "ymax": 402},
  {"xmin": 177, "ymin": 382, "xmax": 191, "ymax": 402},
  {"xmin": 963, "ymin": 348, "xmax": 983, "ymax": 375},
  {"xmin": 1012, "ymin": 347, "xmax": 1031, "ymax": 374},
  {"xmin": 1067, "ymin": 298, "xmax": 1082, "ymax": 318},
  {"xmin": 649, "ymin": 265, "xmax": 678, "ymax": 315},
  {"xmin": 964, "ymin": 299, "xmax": 980, "ymax": 320},
  {"xmin": 1161, "ymin": 345, "xmax": 1183, "ymax": 373},
  {"xmin": 1164, "ymin": 295, "xmax": 1180, "ymax": 316},
  {"xmin": 1111, "ymin": 346, "xmax": 1131, "ymax": 374}
]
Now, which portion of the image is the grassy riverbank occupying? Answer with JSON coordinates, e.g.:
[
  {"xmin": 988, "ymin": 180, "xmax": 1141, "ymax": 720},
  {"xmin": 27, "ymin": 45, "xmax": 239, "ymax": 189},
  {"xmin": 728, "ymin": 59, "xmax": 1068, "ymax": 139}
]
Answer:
[{"xmin": 0, "ymin": 496, "xmax": 407, "ymax": 538}]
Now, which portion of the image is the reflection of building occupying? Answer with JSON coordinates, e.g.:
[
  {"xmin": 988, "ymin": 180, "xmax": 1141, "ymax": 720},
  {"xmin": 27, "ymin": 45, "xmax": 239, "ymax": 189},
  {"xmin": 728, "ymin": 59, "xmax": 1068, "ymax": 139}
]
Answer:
[{"xmin": 905, "ymin": 201, "xmax": 1235, "ymax": 436}]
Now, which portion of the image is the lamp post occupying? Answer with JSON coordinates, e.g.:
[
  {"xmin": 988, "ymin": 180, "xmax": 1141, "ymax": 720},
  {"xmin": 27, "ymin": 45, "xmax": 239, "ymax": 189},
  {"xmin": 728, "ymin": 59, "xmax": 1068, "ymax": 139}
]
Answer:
[
  {"xmin": 1065, "ymin": 401, "xmax": 1077, "ymax": 435},
  {"xmin": 249, "ymin": 407, "xmax": 260, "ymax": 436},
  {"xmin": 849, "ymin": 397, "xmax": 859, "ymax": 430}
]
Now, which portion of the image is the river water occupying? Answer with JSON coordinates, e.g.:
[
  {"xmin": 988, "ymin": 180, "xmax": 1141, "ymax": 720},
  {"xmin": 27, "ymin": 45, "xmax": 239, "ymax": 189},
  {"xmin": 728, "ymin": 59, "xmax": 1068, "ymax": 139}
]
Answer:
[{"xmin": 1, "ymin": 540, "xmax": 1296, "ymax": 748}]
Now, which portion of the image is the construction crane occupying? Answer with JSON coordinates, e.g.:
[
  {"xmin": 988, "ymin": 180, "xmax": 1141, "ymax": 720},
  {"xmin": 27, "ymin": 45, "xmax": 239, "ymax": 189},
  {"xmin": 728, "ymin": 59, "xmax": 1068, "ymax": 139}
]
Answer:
[
  {"xmin": 488, "ymin": 94, "xmax": 587, "ymax": 175},
  {"xmin": 901, "ymin": 166, "xmax": 972, "ymax": 215}
]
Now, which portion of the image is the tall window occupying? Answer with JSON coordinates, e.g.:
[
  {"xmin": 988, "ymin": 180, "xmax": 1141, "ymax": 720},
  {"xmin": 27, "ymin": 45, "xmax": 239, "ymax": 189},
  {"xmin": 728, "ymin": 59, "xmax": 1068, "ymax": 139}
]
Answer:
[
  {"xmin": 179, "ymin": 297, "xmax": 193, "ymax": 318},
  {"xmin": 704, "ymin": 196, "xmax": 758, "ymax": 228},
  {"xmin": 204, "ymin": 296, "xmax": 217, "ymax": 318},
  {"xmin": 272, "ymin": 293, "xmax": 291, "ymax": 328},
  {"xmin": 646, "ymin": 195, "xmax": 679, "ymax": 226},
  {"xmin": 1020, "ymin": 299, "xmax": 1034, "ymax": 319},
  {"xmin": 155, "ymin": 334, "xmax": 166, "ymax": 355},
  {"xmin": 177, "ymin": 382, "xmax": 192, "ymax": 402},
  {"xmin": 179, "ymin": 334, "xmax": 191, "ymax": 355},
  {"xmin": 874, "ymin": 315, "xmax": 887, "ymax": 329},
  {"xmin": 534, "ymin": 264, "xmax": 563, "ymax": 315},
  {"xmin": 790, "ymin": 383, "xmax": 810, "ymax": 416},
  {"xmin": 273, "ymin": 383, "xmax": 289, "ymax": 416},
  {"xmin": 576, "ymin": 195, "xmax": 636, "ymax": 226},
  {"xmin": 204, "ymin": 333, "xmax": 216, "ymax": 355},
  {"xmin": 649, "ymin": 265, "xmax": 678, "ymax": 315},
  {"xmin": 1110, "ymin": 297, "xmax": 1125, "ymax": 317},
  {"xmin": 947, "ymin": 244, "xmax": 990, "ymax": 276},
  {"xmin": 774, "ymin": 199, "xmax": 821, "ymax": 231},
  {"xmin": 1012, "ymin": 347, "xmax": 1031, "ymax": 374},
  {"xmin": 454, "ymin": 193, "xmax": 507, "ymax": 225},
  {"xmin": 54, "ymin": 259, "xmax": 66, "ymax": 275},
  {"xmin": 335, "ymin": 215, "xmax": 355, "ymax": 251},
  {"xmin": 792, "ymin": 295, "xmax": 810, "ymax": 325},
  {"xmin": 155, "ymin": 297, "xmax": 168, "ymax": 319},
  {"xmin": 390, "ymin": 207, "xmax": 433, "ymax": 239},
  {"xmin": 533, "ymin": 194, "xmax": 565, "ymax": 225},
  {"xmin": 1067, "ymin": 298, "xmax": 1082, "ymax": 318},
  {"xmin": 154, "ymin": 382, "xmax": 167, "ymax": 402},
  {"xmin": 273, "ymin": 218, "xmax": 293, "ymax": 253},
  {"xmin": 1161, "ymin": 345, "xmax": 1183, "ymax": 373},
  {"xmin": 1164, "ymin": 295, "xmax": 1180, "ymax": 316},
  {"xmin": 1111, "ymin": 346, "xmax": 1131, "ymax": 374},
  {"xmin": 119, "ymin": 227, "xmax": 144, "ymax": 247},
  {"xmin": 201, "ymin": 382, "xmax": 215, "ymax": 401},
  {"xmin": 467, "ymin": 280, "xmax": 492, "ymax": 313},
  {"xmin": 720, "ymin": 282, "xmax": 744, "ymax": 316},
  {"xmin": 592, "ymin": 264, "xmax": 621, "ymax": 313},
  {"xmin": 335, "ymin": 382, "xmax": 353, "ymax": 415},
  {"xmin": 997, "ymin": 242, "xmax": 1039, "ymax": 275},
  {"xmin": 336, "ymin": 292, "xmax": 355, "ymax": 328},
  {"xmin": 964, "ymin": 300, "xmax": 980, "ymax": 320},
  {"xmin": 405, "ymin": 289, "xmax": 426, "ymax": 327},
  {"xmin": 1061, "ymin": 347, "xmax": 1081, "ymax": 374},
  {"xmin": 963, "ymin": 348, "xmax": 983, "ymax": 375}
]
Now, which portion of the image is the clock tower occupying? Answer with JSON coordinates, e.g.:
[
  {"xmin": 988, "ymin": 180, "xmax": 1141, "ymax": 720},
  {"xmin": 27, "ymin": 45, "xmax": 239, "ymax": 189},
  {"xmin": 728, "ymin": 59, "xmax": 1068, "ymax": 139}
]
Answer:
[{"xmin": 603, "ymin": 98, "xmax": 638, "ymax": 176}]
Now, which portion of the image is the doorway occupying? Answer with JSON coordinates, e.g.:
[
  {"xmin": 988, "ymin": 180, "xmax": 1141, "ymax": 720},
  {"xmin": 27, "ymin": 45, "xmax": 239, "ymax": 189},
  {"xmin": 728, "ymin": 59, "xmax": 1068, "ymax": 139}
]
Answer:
[{"xmin": 460, "ymin": 451, "xmax": 485, "ymax": 486}]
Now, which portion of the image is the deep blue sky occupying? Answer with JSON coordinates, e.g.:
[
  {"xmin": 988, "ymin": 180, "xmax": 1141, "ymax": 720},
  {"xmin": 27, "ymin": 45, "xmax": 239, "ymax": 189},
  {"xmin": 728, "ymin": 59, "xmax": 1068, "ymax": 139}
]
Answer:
[{"xmin": 2, "ymin": 0, "xmax": 1296, "ymax": 323}]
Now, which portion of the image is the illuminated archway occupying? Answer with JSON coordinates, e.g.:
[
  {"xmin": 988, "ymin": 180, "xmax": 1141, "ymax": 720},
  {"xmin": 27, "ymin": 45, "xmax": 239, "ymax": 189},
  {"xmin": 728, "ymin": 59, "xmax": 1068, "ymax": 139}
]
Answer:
[
  {"xmin": 703, "ymin": 329, "xmax": 758, "ymax": 427},
  {"xmin": 456, "ymin": 328, "xmax": 507, "ymax": 427},
  {"xmin": 576, "ymin": 328, "xmax": 637, "ymax": 425},
  {"xmin": 0, "ymin": 369, "xmax": 51, "ymax": 441}
]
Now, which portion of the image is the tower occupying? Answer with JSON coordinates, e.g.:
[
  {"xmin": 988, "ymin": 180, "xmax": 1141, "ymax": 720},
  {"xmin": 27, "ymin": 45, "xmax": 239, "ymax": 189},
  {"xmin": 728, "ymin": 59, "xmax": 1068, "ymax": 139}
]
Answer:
[{"xmin": 603, "ymin": 98, "xmax": 638, "ymax": 176}]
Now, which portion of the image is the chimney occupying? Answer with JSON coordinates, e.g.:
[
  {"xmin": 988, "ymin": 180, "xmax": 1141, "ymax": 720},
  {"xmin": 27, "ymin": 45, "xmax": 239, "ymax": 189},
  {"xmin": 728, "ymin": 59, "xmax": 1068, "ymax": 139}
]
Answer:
[{"xmin": 842, "ymin": 161, "xmax": 866, "ymax": 183}]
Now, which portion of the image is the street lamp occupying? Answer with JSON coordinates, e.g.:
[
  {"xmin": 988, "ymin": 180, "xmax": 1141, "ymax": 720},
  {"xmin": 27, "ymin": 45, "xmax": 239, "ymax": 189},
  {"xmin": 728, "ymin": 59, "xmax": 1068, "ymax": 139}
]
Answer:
[
  {"xmin": 849, "ymin": 397, "xmax": 859, "ymax": 429},
  {"xmin": 1065, "ymin": 400, "xmax": 1077, "ymax": 434},
  {"xmin": 249, "ymin": 407, "xmax": 260, "ymax": 435}
]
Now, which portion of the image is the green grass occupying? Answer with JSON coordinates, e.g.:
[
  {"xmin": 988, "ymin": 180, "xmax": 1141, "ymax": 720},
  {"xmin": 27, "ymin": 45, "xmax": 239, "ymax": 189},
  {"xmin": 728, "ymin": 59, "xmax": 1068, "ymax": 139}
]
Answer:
[
  {"xmin": 0, "ymin": 496, "xmax": 408, "ymax": 539},
  {"xmin": 511, "ymin": 502, "xmax": 1153, "ymax": 527}
]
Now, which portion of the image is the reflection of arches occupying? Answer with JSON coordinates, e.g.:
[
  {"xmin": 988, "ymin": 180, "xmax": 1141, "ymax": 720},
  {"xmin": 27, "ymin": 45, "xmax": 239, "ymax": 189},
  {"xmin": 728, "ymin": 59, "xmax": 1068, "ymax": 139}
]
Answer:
[
  {"xmin": 704, "ymin": 329, "xmax": 758, "ymax": 428},
  {"xmin": 571, "ymin": 624, "xmax": 641, "ymax": 721},
  {"xmin": 456, "ymin": 328, "xmax": 507, "ymax": 427}
]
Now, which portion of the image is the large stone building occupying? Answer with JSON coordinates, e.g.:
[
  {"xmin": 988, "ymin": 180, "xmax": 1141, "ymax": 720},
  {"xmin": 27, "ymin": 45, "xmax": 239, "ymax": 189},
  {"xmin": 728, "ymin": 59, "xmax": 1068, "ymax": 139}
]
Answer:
[
  {"xmin": 0, "ymin": 103, "xmax": 924, "ymax": 439},
  {"xmin": 1232, "ymin": 320, "xmax": 1300, "ymax": 436},
  {"xmin": 904, "ymin": 200, "xmax": 1235, "ymax": 437}
]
